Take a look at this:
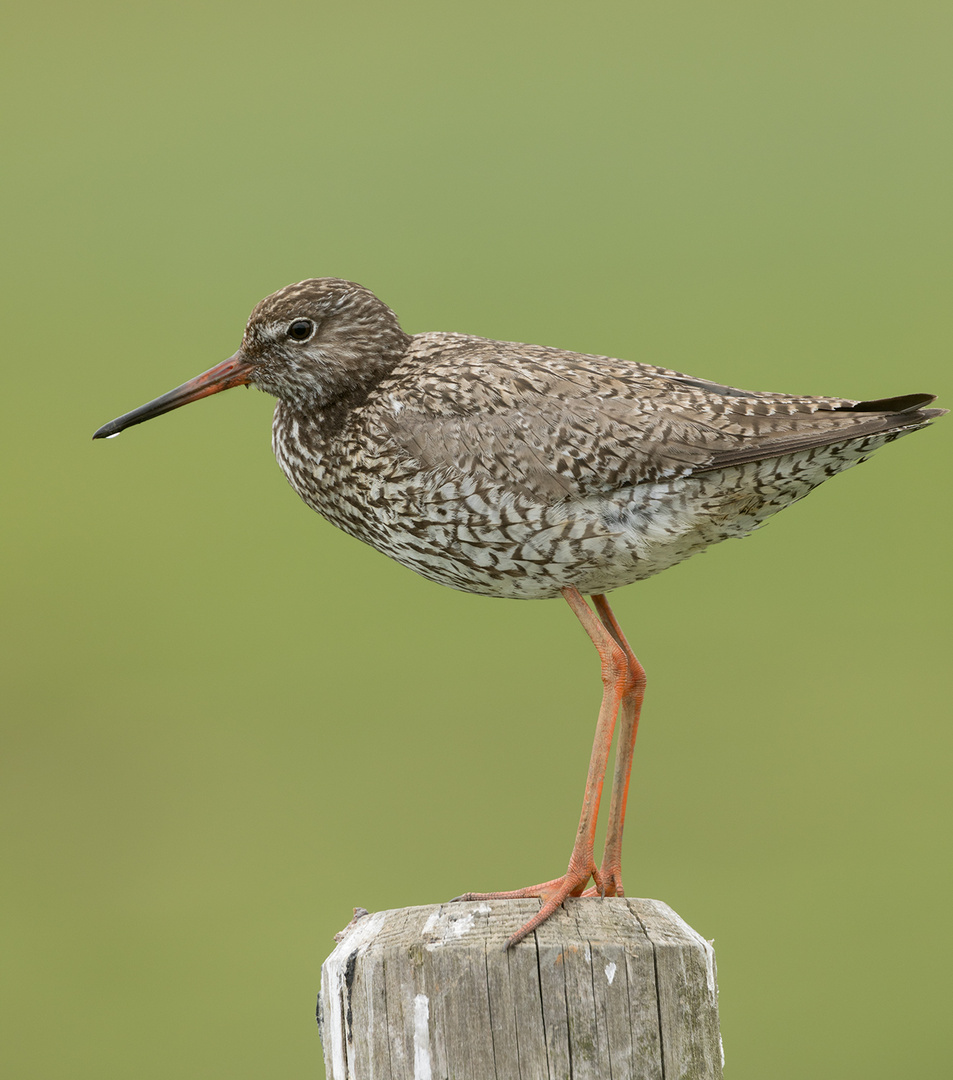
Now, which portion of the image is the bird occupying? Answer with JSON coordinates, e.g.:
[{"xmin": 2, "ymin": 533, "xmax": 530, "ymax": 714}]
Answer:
[{"xmin": 93, "ymin": 278, "xmax": 944, "ymax": 948}]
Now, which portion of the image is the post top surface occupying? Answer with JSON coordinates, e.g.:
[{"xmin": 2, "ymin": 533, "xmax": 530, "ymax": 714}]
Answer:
[{"xmin": 324, "ymin": 897, "xmax": 712, "ymax": 960}]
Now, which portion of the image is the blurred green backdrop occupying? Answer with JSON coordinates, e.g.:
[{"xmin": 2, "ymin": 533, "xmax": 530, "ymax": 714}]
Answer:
[{"xmin": 3, "ymin": 2, "xmax": 951, "ymax": 1077}]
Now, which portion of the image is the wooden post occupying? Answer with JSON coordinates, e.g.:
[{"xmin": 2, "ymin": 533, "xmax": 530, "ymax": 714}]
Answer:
[{"xmin": 318, "ymin": 897, "xmax": 723, "ymax": 1079}]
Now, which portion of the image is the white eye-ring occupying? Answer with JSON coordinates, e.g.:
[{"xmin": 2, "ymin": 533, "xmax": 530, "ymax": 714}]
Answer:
[{"xmin": 287, "ymin": 318, "xmax": 316, "ymax": 342}]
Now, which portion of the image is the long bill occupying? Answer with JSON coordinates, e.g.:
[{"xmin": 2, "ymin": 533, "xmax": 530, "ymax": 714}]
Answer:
[{"xmin": 92, "ymin": 352, "xmax": 254, "ymax": 439}]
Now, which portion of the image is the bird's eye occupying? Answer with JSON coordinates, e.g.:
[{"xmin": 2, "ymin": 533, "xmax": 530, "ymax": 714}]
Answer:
[{"xmin": 287, "ymin": 319, "xmax": 315, "ymax": 342}]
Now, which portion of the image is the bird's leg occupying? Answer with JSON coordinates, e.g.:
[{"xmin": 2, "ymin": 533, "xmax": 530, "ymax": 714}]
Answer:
[
  {"xmin": 581, "ymin": 593, "xmax": 646, "ymax": 899},
  {"xmin": 453, "ymin": 586, "xmax": 631, "ymax": 948}
]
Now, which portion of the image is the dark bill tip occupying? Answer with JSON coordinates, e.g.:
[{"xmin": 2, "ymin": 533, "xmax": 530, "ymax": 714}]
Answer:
[{"xmin": 92, "ymin": 353, "xmax": 254, "ymax": 440}]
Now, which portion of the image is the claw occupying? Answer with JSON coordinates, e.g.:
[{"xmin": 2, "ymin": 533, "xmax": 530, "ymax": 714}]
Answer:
[{"xmin": 581, "ymin": 867, "xmax": 624, "ymax": 899}]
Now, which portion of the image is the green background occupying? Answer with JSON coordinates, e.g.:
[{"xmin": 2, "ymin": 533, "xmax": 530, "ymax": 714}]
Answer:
[{"xmin": 3, "ymin": 2, "xmax": 951, "ymax": 1076}]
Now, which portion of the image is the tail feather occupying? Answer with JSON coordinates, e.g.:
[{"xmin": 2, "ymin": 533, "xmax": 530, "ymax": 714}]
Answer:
[{"xmin": 699, "ymin": 397, "xmax": 944, "ymax": 473}]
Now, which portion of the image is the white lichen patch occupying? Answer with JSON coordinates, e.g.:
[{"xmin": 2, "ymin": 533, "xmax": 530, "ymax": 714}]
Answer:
[{"xmin": 413, "ymin": 993, "xmax": 432, "ymax": 1080}]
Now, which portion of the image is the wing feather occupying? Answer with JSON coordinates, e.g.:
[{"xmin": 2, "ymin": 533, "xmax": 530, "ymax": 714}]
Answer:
[{"xmin": 371, "ymin": 335, "xmax": 941, "ymax": 503}]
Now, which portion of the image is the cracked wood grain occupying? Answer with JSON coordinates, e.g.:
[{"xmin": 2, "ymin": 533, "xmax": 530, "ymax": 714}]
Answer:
[{"xmin": 319, "ymin": 898, "xmax": 722, "ymax": 1079}]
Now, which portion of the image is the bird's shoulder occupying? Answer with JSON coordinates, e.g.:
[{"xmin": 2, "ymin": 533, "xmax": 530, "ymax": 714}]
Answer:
[{"xmin": 392, "ymin": 332, "xmax": 726, "ymax": 411}]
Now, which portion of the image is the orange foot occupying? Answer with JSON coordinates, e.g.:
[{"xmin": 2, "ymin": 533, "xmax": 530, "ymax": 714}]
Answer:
[
  {"xmin": 581, "ymin": 866, "xmax": 624, "ymax": 898},
  {"xmin": 452, "ymin": 863, "xmax": 601, "ymax": 948}
]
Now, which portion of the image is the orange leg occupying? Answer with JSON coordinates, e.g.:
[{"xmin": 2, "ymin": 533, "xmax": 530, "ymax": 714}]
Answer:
[
  {"xmin": 582, "ymin": 594, "xmax": 646, "ymax": 898},
  {"xmin": 454, "ymin": 586, "xmax": 644, "ymax": 948}
]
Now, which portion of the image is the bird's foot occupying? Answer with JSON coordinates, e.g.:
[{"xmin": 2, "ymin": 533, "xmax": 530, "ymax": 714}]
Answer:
[
  {"xmin": 581, "ymin": 865, "xmax": 624, "ymax": 898},
  {"xmin": 452, "ymin": 863, "xmax": 598, "ymax": 948}
]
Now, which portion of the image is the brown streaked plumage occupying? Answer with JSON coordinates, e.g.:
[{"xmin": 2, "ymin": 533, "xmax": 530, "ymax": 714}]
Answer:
[{"xmin": 93, "ymin": 278, "xmax": 945, "ymax": 947}]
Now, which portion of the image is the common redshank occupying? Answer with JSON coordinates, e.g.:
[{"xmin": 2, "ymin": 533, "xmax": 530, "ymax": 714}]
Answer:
[{"xmin": 93, "ymin": 278, "xmax": 944, "ymax": 948}]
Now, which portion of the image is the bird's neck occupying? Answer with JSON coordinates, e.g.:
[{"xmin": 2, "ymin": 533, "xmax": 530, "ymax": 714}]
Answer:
[{"xmin": 273, "ymin": 395, "xmax": 355, "ymax": 446}]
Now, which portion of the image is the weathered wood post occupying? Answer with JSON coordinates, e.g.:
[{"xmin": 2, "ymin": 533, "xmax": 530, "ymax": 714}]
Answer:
[{"xmin": 318, "ymin": 897, "xmax": 723, "ymax": 1079}]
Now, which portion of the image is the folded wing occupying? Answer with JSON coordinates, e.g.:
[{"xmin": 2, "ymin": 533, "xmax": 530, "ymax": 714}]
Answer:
[{"xmin": 378, "ymin": 338, "xmax": 943, "ymax": 503}]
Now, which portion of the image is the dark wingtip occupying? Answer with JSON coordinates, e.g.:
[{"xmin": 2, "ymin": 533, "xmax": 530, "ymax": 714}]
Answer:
[{"xmin": 851, "ymin": 393, "xmax": 937, "ymax": 413}]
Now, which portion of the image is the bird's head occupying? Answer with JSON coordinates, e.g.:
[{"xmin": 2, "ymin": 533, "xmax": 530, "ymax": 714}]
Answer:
[{"xmin": 93, "ymin": 278, "xmax": 410, "ymax": 439}]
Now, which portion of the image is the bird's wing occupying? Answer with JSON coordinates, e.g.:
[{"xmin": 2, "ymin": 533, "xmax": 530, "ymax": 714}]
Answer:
[{"xmin": 371, "ymin": 335, "xmax": 939, "ymax": 503}]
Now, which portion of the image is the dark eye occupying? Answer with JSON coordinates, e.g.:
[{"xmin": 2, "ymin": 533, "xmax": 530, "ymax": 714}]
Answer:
[{"xmin": 287, "ymin": 318, "xmax": 315, "ymax": 342}]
